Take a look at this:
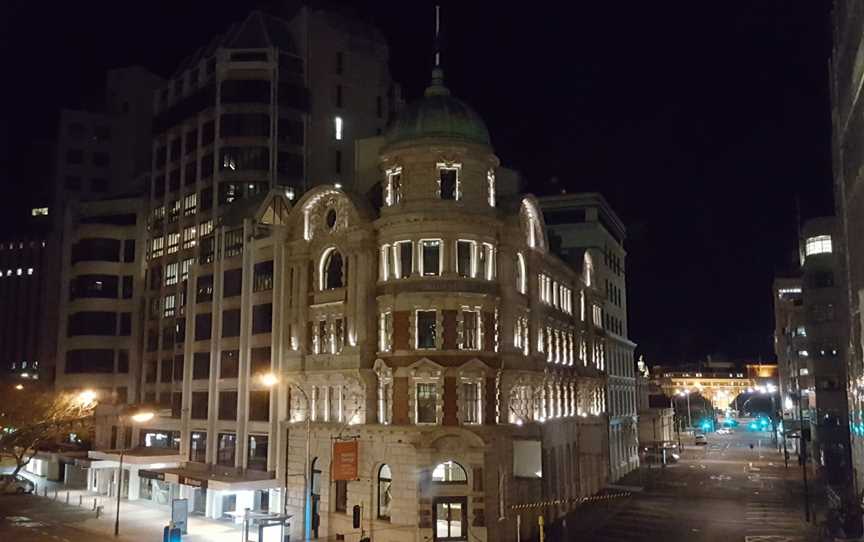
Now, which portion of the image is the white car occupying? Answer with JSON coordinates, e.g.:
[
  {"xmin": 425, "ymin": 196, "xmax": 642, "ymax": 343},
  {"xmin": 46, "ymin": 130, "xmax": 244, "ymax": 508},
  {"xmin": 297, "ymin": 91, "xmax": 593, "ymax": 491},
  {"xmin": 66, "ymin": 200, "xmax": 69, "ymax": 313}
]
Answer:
[
  {"xmin": 716, "ymin": 428, "xmax": 731, "ymax": 435},
  {"xmin": 0, "ymin": 474, "xmax": 35, "ymax": 494},
  {"xmin": 694, "ymin": 434, "xmax": 708, "ymax": 445}
]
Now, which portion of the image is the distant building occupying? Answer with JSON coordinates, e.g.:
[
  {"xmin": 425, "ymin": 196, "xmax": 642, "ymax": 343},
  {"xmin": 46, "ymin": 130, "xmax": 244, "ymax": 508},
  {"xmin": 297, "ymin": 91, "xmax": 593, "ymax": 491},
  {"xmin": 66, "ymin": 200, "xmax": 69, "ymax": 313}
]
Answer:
[
  {"xmin": 540, "ymin": 193, "xmax": 639, "ymax": 482},
  {"xmin": 0, "ymin": 237, "xmax": 49, "ymax": 380},
  {"xmin": 773, "ymin": 216, "xmax": 851, "ymax": 488},
  {"xmin": 651, "ymin": 361, "xmax": 776, "ymax": 412},
  {"xmin": 636, "ymin": 366, "xmax": 675, "ymax": 454}
]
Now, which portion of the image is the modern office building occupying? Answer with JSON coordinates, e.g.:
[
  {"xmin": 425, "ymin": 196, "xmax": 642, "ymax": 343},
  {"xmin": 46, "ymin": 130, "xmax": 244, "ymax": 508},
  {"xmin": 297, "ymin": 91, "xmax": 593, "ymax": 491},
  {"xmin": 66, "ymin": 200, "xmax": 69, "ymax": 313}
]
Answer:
[
  {"xmin": 83, "ymin": 47, "xmax": 616, "ymax": 540},
  {"xmin": 54, "ymin": 196, "xmax": 146, "ymax": 405},
  {"xmin": 540, "ymin": 193, "xmax": 638, "ymax": 482},
  {"xmin": 831, "ymin": 0, "xmax": 864, "ymax": 496},
  {"xmin": 773, "ymin": 217, "xmax": 851, "ymax": 488}
]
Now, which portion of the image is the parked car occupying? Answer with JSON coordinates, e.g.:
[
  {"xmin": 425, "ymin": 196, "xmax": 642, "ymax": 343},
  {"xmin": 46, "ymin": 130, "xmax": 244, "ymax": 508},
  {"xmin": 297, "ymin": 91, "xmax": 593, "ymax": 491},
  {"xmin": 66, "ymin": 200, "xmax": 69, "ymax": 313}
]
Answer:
[
  {"xmin": 0, "ymin": 474, "xmax": 35, "ymax": 494},
  {"xmin": 694, "ymin": 434, "xmax": 708, "ymax": 445}
]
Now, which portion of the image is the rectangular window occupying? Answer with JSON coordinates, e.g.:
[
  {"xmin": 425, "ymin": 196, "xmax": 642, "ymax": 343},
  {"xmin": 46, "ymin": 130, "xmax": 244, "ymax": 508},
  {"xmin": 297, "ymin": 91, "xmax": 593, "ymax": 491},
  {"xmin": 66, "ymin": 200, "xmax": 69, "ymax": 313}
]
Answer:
[
  {"xmin": 220, "ymin": 350, "xmax": 239, "ymax": 379},
  {"xmin": 252, "ymin": 303, "xmax": 273, "ymax": 334},
  {"xmin": 804, "ymin": 235, "xmax": 832, "ymax": 256},
  {"xmin": 334, "ymin": 116, "xmax": 343, "ymax": 141},
  {"xmin": 183, "ymin": 193, "xmax": 197, "ymax": 216},
  {"xmin": 456, "ymin": 240, "xmax": 474, "ymax": 278},
  {"xmin": 166, "ymin": 262, "xmax": 179, "ymax": 286},
  {"xmin": 163, "ymin": 294, "xmax": 176, "ymax": 317},
  {"xmin": 380, "ymin": 244, "xmax": 391, "ymax": 281},
  {"xmin": 481, "ymin": 243, "xmax": 495, "ymax": 280},
  {"xmin": 194, "ymin": 313, "xmax": 211, "ymax": 341},
  {"xmin": 223, "ymin": 268, "xmax": 242, "ymax": 297},
  {"xmin": 247, "ymin": 434, "xmax": 268, "ymax": 471},
  {"xmin": 316, "ymin": 320, "xmax": 327, "ymax": 354},
  {"xmin": 167, "ymin": 232, "xmax": 180, "ymax": 254},
  {"xmin": 151, "ymin": 237, "xmax": 164, "ymax": 258},
  {"xmin": 217, "ymin": 432, "xmax": 236, "ymax": 466},
  {"xmin": 193, "ymin": 352, "xmax": 210, "ymax": 379},
  {"xmin": 190, "ymin": 431, "xmax": 207, "ymax": 463},
  {"xmin": 461, "ymin": 310, "xmax": 480, "ymax": 350},
  {"xmin": 249, "ymin": 390, "xmax": 270, "ymax": 421},
  {"xmin": 462, "ymin": 381, "xmax": 481, "ymax": 424},
  {"xmin": 224, "ymin": 228, "xmax": 243, "ymax": 258},
  {"xmin": 437, "ymin": 164, "xmax": 461, "ymax": 200},
  {"xmin": 421, "ymin": 240, "xmax": 441, "ymax": 276},
  {"xmin": 379, "ymin": 311, "xmax": 393, "ymax": 352},
  {"xmin": 119, "ymin": 313, "xmax": 132, "ymax": 336},
  {"xmin": 253, "ymin": 261, "xmax": 274, "ymax": 292},
  {"xmin": 416, "ymin": 310, "xmax": 437, "ymax": 349},
  {"xmin": 197, "ymin": 275, "xmax": 213, "ymax": 302},
  {"xmin": 222, "ymin": 309, "xmax": 241, "ymax": 337},
  {"xmin": 181, "ymin": 257, "xmax": 195, "ymax": 282},
  {"xmin": 218, "ymin": 392, "xmax": 238, "ymax": 422},
  {"xmin": 385, "ymin": 168, "xmax": 402, "ymax": 206},
  {"xmin": 395, "ymin": 241, "xmax": 413, "ymax": 278},
  {"xmin": 250, "ymin": 347, "xmax": 271, "ymax": 376},
  {"xmin": 168, "ymin": 200, "xmax": 180, "ymax": 222},
  {"xmin": 416, "ymin": 382, "xmax": 438, "ymax": 424},
  {"xmin": 191, "ymin": 392, "xmax": 208, "ymax": 420}
]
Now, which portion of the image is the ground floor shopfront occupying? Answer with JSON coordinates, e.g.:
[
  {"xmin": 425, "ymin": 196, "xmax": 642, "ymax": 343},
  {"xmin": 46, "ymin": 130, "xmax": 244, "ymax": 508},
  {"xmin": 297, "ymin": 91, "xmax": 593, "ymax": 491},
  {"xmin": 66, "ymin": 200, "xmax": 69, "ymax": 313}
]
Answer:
[
  {"xmin": 87, "ymin": 450, "xmax": 280, "ymax": 523},
  {"xmin": 276, "ymin": 417, "xmax": 610, "ymax": 542}
]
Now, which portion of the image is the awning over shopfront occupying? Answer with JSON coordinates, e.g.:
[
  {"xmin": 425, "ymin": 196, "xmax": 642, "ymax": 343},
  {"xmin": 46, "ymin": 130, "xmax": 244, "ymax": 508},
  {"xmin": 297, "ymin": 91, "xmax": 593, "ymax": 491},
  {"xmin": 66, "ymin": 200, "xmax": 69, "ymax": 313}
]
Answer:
[
  {"xmin": 146, "ymin": 464, "xmax": 279, "ymax": 491},
  {"xmin": 87, "ymin": 447, "xmax": 183, "ymax": 469}
]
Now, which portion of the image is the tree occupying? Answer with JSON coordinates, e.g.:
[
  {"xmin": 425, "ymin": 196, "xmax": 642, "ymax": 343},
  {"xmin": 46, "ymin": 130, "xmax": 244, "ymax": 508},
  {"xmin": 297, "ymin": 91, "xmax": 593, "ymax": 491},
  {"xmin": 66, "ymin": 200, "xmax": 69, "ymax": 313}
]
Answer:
[{"xmin": 0, "ymin": 387, "xmax": 96, "ymax": 476}]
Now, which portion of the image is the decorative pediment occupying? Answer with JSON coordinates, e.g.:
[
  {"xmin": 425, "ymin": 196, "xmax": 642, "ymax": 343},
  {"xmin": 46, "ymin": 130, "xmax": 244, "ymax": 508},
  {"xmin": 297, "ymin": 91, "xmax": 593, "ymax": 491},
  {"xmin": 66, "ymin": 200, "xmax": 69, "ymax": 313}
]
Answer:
[
  {"xmin": 456, "ymin": 358, "xmax": 493, "ymax": 378},
  {"xmin": 406, "ymin": 357, "xmax": 445, "ymax": 378}
]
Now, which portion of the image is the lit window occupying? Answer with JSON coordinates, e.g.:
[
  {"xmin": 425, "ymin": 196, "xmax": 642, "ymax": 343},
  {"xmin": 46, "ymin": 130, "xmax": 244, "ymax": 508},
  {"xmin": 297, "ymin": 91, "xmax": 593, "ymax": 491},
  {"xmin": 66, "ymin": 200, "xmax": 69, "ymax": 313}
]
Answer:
[
  {"xmin": 584, "ymin": 252, "xmax": 594, "ymax": 286},
  {"xmin": 592, "ymin": 305, "xmax": 602, "ymax": 328},
  {"xmin": 166, "ymin": 262, "xmax": 179, "ymax": 286},
  {"xmin": 456, "ymin": 240, "xmax": 476, "ymax": 278},
  {"xmin": 436, "ymin": 163, "xmax": 461, "ymax": 200},
  {"xmin": 416, "ymin": 310, "xmax": 437, "ymax": 349},
  {"xmin": 461, "ymin": 381, "xmax": 482, "ymax": 424},
  {"xmin": 378, "ymin": 464, "xmax": 392, "ymax": 520},
  {"xmin": 420, "ymin": 240, "xmax": 441, "ymax": 276},
  {"xmin": 319, "ymin": 247, "xmax": 345, "ymax": 290},
  {"xmin": 379, "ymin": 312, "xmax": 393, "ymax": 352},
  {"xmin": 798, "ymin": 350, "xmax": 809, "ymax": 357},
  {"xmin": 182, "ymin": 226, "xmax": 197, "ymax": 249},
  {"xmin": 796, "ymin": 326, "xmax": 806, "ymax": 337},
  {"xmin": 393, "ymin": 241, "xmax": 413, "ymax": 278},
  {"xmin": 380, "ymin": 244, "xmax": 391, "ymax": 281},
  {"xmin": 516, "ymin": 252, "xmax": 527, "ymax": 294},
  {"xmin": 183, "ymin": 193, "xmax": 197, "ymax": 217},
  {"xmin": 385, "ymin": 167, "xmax": 402, "ymax": 206},
  {"xmin": 167, "ymin": 232, "xmax": 180, "ymax": 254},
  {"xmin": 199, "ymin": 219, "xmax": 214, "ymax": 237},
  {"xmin": 26, "ymin": 268, "xmax": 34, "ymax": 276},
  {"xmin": 415, "ymin": 382, "xmax": 438, "ymax": 424},
  {"xmin": 487, "ymin": 169, "xmax": 496, "ymax": 207},
  {"xmin": 334, "ymin": 116, "xmax": 343, "ymax": 140},
  {"xmin": 799, "ymin": 368, "xmax": 809, "ymax": 376},
  {"xmin": 31, "ymin": 207, "xmax": 48, "ymax": 217},
  {"xmin": 481, "ymin": 243, "xmax": 495, "ymax": 280},
  {"xmin": 16, "ymin": 268, "xmax": 22, "ymax": 276},
  {"xmin": 804, "ymin": 235, "xmax": 832, "ymax": 256},
  {"xmin": 164, "ymin": 294, "xmax": 176, "ymax": 317},
  {"xmin": 460, "ymin": 309, "xmax": 481, "ymax": 350},
  {"xmin": 181, "ymin": 257, "xmax": 195, "ymax": 281}
]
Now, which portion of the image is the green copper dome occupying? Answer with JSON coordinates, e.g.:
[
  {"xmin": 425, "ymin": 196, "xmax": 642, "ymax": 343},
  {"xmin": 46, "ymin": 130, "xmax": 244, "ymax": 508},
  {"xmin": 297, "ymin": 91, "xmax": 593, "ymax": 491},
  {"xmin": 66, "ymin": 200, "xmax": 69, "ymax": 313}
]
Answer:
[{"xmin": 387, "ymin": 68, "xmax": 491, "ymax": 146}]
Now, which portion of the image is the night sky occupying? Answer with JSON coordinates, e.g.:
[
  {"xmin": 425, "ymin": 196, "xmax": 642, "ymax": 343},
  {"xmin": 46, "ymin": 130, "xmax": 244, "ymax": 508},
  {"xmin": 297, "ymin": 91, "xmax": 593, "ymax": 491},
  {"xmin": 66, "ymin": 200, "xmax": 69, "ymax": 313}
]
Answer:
[{"xmin": 0, "ymin": 1, "xmax": 835, "ymax": 365}]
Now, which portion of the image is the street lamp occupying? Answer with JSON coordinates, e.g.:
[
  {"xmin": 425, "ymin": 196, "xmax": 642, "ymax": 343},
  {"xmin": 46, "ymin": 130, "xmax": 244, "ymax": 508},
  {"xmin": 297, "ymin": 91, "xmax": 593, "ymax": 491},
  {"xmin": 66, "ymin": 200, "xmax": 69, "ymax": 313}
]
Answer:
[
  {"xmin": 678, "ymin": 390, "xmax": 692, "ymax": 431},
  {"xmin": 260, "ymin": 373, "xmax": 311, "ymax": 541},
  {"xmin": 114, "ymin": 405, "xmax": 155, "ymax": 537}
]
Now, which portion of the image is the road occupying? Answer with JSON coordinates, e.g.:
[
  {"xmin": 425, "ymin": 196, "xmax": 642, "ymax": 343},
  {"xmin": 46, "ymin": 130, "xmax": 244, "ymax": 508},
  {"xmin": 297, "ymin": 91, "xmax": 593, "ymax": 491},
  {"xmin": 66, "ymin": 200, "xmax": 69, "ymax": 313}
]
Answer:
[{"xmin": 571, "ymin": 428, "xmax": 817, "ymax": 542}]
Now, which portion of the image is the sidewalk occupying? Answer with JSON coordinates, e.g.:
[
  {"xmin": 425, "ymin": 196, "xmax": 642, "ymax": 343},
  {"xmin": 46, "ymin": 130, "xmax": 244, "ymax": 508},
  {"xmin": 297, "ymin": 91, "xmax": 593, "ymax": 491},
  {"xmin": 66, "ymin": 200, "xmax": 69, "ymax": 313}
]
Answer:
[{"xmin": 17, "ymin": 472, "xmax": 244, "ymax": 542}]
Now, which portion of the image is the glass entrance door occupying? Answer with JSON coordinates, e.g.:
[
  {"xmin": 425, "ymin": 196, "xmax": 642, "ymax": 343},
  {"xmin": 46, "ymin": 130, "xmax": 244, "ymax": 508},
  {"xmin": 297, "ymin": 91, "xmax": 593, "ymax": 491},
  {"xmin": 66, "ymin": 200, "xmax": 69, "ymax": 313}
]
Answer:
[{"xmin": 433, "ymin": 497, "xmax": 468, "ymax": 541}]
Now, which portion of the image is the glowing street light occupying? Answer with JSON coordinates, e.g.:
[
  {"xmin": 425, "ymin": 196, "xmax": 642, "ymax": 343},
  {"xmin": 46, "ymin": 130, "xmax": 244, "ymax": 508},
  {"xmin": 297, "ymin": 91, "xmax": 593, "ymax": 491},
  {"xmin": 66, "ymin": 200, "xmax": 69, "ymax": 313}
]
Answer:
[
  {"xmin": 14, "ymin": 384, "xmax": 23, "ymax": 390},
  {"xmin": 259, "ymin": 372, "xmax": 279, "ymax": 388},
  {"xmin": 115, "ymin": 406, "xmax": 156, "ymax": 536},
  {"xmin": 78, "ymin": 389, "xmax": 97, "ymax": 407},
  {"xmin": 130, "ymin": 411, "xmax": 155, "ymax": 423}
]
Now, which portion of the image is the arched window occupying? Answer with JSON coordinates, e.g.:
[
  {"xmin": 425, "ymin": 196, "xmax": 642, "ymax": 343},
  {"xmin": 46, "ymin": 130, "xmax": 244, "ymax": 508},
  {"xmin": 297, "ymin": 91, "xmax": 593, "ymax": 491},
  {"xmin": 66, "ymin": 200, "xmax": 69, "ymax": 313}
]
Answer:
[
  {"xmin": 515, "ymin": 252, "xmax": 527, "ymax": 294},
  {"xmin": 378, "ymin": 464, "xmax": 392, "ymax": 520},
  {"xmin": 319, "ymin": 247, "xmax": 345, "ymax": 290},
  {"xmin": 432, "ymin": 461, "xmax": 467, "ymax": 484}
]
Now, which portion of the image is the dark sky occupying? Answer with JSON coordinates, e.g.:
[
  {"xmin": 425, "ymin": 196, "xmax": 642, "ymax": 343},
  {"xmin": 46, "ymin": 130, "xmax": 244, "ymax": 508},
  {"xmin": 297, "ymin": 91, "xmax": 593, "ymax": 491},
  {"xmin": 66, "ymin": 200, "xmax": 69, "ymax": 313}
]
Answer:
[{"xmin": 1, "ymin": 1, "xmax": 835, "ymax": 364}]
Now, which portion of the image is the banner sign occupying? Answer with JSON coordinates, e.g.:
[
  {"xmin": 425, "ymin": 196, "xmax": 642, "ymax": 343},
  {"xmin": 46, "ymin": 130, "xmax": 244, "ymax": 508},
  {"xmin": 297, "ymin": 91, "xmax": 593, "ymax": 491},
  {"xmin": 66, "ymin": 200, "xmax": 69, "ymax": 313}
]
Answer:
[
  {"xmin": 139, "ymin": 470, "xmax": 165, "ymax": 481},
  {"xmin": 332, "ymin": 440, "xmax": 359, "ymax": 481}
]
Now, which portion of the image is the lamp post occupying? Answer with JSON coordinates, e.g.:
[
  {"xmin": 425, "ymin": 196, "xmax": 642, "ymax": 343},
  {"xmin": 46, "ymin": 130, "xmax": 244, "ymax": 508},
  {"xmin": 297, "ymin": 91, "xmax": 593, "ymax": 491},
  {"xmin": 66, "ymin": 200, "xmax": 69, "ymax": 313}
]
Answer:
[
  {"xmin": 795, "ymin": 385, "xmax": 810, "ymax": 523},
  {"xmin": 261, "ymin": 373, "xmax": 311, "ymax": 541},
  {"xmin": 679, "ymin": 390, "xmax": 692, "ymax": 431},
  {"xmin": 114, "ymin": 409, "xmax": 155, "ymax": 537}
]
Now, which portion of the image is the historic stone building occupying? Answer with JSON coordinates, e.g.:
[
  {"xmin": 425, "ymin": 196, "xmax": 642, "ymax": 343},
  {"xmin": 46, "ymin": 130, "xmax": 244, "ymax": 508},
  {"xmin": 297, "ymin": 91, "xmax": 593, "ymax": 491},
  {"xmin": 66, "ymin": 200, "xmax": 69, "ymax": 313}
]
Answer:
[{"xmin": 87, "ymin": 65, "xmax": 611, "ymax": 541}]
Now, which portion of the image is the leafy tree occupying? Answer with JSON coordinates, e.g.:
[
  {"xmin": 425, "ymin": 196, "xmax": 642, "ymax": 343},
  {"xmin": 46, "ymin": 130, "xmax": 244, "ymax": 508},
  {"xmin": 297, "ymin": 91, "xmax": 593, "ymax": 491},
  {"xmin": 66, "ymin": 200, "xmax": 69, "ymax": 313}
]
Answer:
[{"xmin": 0, "ymin": 386, "xmax": 95, "ymax": 476}]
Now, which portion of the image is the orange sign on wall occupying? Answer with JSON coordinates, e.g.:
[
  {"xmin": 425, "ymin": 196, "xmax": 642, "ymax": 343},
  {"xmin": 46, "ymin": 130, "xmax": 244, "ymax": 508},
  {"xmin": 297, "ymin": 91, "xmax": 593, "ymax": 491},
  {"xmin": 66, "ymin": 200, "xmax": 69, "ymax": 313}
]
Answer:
[{"xmin": 332, "ymin": 440, "xmax": 359, "ymax": 481}]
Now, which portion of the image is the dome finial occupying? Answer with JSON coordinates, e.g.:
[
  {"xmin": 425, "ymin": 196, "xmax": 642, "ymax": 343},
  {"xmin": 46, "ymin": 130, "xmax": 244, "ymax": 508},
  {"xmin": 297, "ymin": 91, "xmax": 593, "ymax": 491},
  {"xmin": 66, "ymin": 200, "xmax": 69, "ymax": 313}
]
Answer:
[{"xmin": 426, "ymin": 5, "xmax": 450, "ymax": 97}]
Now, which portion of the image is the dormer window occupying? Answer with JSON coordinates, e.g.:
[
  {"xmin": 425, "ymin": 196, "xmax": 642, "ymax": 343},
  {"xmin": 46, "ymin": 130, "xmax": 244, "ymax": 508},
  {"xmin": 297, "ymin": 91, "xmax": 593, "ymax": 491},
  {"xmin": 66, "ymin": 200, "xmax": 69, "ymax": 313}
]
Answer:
[
  {"xmin": 437, "ymin": 163, "xmax": 461, "ymax": 200},
  {"xmin": 385, "ymin": 167, "xmax": 402, "ymax": 206}
]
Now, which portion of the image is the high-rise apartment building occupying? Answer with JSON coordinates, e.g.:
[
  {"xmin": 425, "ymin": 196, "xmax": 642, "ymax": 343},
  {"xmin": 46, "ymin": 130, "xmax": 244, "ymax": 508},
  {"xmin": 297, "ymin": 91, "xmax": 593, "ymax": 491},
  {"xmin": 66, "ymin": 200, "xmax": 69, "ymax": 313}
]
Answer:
[
  {"xmin": 830, "ymin": 0, "xmax": 864, "ymax": 496},
  {"xmin": 540, "ymin": 193, "xmax": 639, "ymax": 482}
]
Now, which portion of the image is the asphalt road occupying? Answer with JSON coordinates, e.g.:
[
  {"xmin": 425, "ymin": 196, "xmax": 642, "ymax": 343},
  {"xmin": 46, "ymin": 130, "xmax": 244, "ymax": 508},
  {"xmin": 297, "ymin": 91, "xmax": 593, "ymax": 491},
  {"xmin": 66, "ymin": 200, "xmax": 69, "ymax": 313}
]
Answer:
[{"xmin": 572, "ymin": 428, "xmax": 817, "ymax": 542}]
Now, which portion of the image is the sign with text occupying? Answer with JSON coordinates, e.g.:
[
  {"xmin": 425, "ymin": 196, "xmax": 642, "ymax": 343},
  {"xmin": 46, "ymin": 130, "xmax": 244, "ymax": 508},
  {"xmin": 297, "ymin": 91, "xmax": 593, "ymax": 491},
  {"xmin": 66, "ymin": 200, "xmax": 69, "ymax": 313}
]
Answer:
[
  {"xmin": 332, "ymin": 440, "xmax": 359, "ymax": 481},
  {"xmin": 178, "ymin": 475, "xmax": 207, "ymax": 489},
  {"xmin": 139, "ymin": 470, "xmax": 165, "ymax": 481}
]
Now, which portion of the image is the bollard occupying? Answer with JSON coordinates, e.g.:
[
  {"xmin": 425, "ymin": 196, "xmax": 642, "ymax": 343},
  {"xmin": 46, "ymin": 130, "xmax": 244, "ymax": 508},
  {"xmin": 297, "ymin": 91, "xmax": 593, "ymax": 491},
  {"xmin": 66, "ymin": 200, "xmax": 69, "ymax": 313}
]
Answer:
[
  {"xmin": 54, "ymin": 489, "xmax": 58, "ymax": 501},
  {"xmin": 66, "ymin": 491, "xmax": 70, "ymax": 504},
  {"xmin": 95, "ymin": 505, "xmax": 103, "ymax": 519},
  {"xmin": 79, "ymin": 495, "xmax": 83, "ymax": 506},
  {"xmin": 93, "ymin": 497, "xmax": 97, "ymax": 511}
]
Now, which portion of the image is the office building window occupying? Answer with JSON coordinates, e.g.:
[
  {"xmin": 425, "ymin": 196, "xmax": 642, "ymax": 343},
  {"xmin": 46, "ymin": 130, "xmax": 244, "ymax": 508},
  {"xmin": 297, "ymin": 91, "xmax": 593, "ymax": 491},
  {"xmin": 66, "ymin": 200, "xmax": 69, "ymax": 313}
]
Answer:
[
  {"xmin": 460, "ymin": 310, "xmax": 481, "ymax": 350},
  {"xmin": 461, "ymin": 381, "xmax": 481, "ymax": 424},
  {"xmin": 394, "ymin": 241, "xmax": 412, "ymax": 278},
  {"xmin": 416, "ymin": 310, "xmax": 437, "ymax": 350},
  {"xmin": 192, "ymin": 352, "xmax": 210, "ymax": 379},
  {"xmin": 456, "ymin": 240, "xmax": 475, "ymax": 278},
  {"xmin": 247, "ymin": 435, "xmax": 268, "ymax": 471},
  {"xmin": 216, "ymin": 432, "xmax": 236, "ymax": 466},
  {"xmin": 191, "ymin": 392, "xmax": 208, "ymax": 420},
  {"xmin": 220, "ymin": 350, "xmax": 239, "ymax": 379},
  {"xmin": 416, "ymin": 383, "xmax": 438, "ymax": 424},
  {"xmin": 385, "ymin": 167, "xmax": 402, "ymax": 206},
  {"xmin": 190, "ymin": 431, "xmax": 206, "ymax": 463}
]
